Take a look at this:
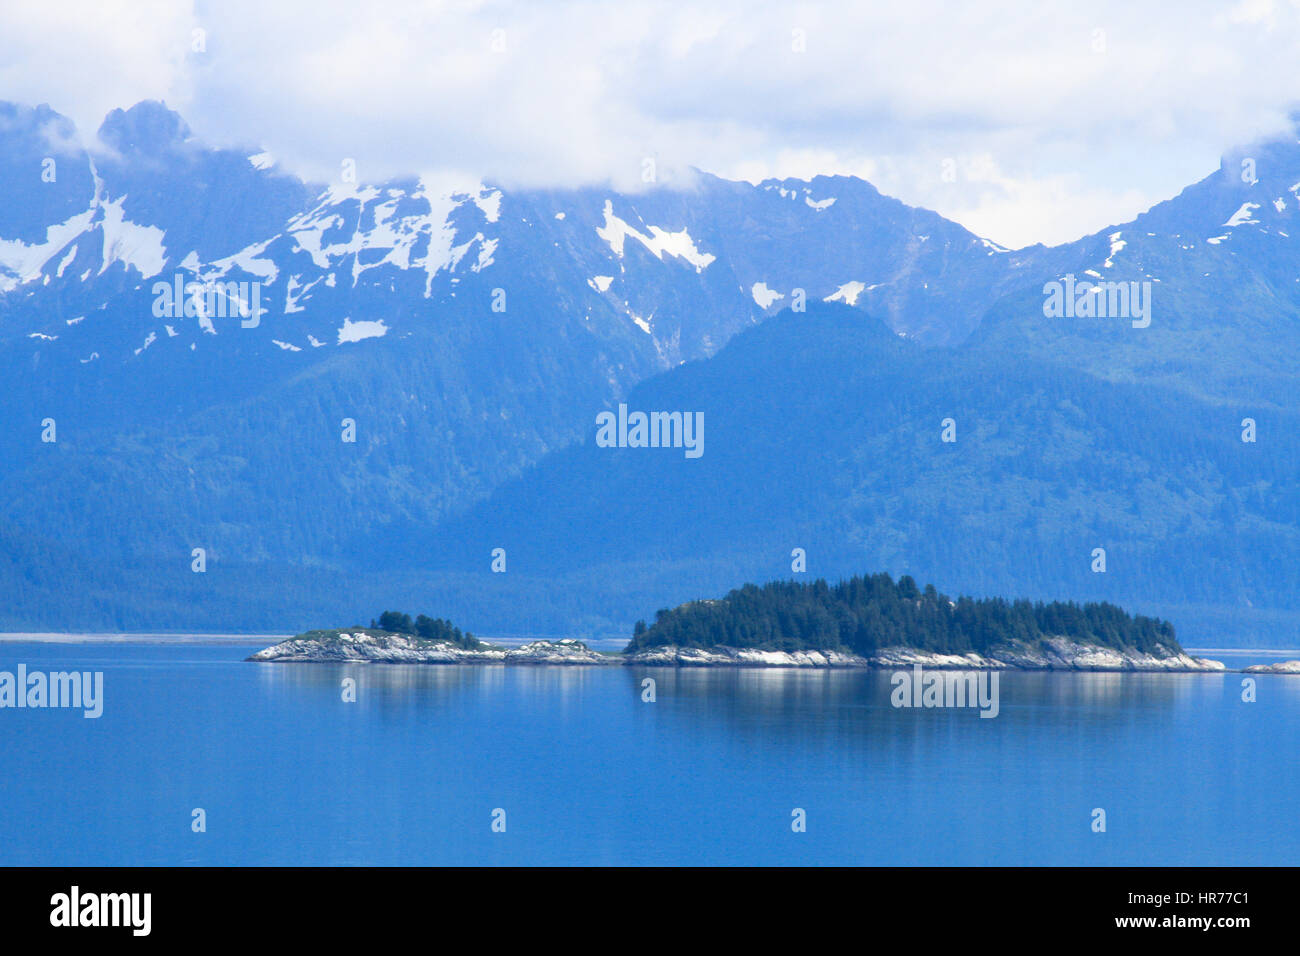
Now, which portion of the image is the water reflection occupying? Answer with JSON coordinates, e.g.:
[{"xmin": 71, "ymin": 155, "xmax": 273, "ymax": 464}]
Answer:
[
  {"xmin": 615, "ymin": 665, "xmax": 1243, "ymax": 754},
  {"xmin": 253, "ymin": 659, "xmax": 1251, "ymax": 716},
  {"xmin": 8, "ymin": 643, "xmax": 1300, "ymax": 865},
  {"xmin": 625, "ymin": 664, "xmax": 1228, "ymax": 711},
  {"xmin": 249, "ymin": 658, "xmax": 1300, "ymax": 751},
  {"xmin": 251, "ymin": 659, "xmax": 629, "ymax": 723}
]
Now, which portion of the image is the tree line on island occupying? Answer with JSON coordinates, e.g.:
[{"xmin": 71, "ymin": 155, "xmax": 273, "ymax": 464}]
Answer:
[
  {"xmin": 367, "ymin": 611, "xmax": 482, "ymax": 649},
  {"xmin": 361, "ymin": 572, "xmax": 1179, "ymax": 657},
  {"xmin": 627, "ymin": 572, "xmax": 1180, "ymax": 656}
]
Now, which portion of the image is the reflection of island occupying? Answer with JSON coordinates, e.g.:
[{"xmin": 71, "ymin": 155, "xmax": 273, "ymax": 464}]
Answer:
[
  {"xmin": 618, "ymin": 665, "xmax": 1231, "ymax": 744},
  {"xmin": 249, "ymin": 574, "xmax": 1226, "ymax": 672},
  {"xmin": 255, "ymin": 660, "xmax": 1228, "ymax": 752},
  {"xmin": 254, "ymin": 656, "xmax": 610, "ymax": 721}
]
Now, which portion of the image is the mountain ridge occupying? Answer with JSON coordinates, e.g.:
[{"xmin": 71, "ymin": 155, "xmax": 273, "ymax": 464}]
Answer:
[{"xmin": 2, "ymin": 99, "xmax": 1297, "ymax": 641}]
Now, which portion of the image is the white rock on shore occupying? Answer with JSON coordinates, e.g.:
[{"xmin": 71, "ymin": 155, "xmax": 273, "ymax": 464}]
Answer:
[
  {"xmin": 974, "ymin": 638, "xmax": 1225, "ymax": 672},
  {"xmin": 1242, "ymin": 660, "xmax": 1300, "ymax": 674},
  {"xmin": 628, "ymin": 638, "xmax": 1224, "ymax": 671},
  {"xmin": 247, "ymin": 631, "xmax": 506, "ymax": 663},
  {"xmin": 867, "ymin": 647, "xmax": 1002, "ymax": 669},
  {"xmin": 248, "ymin": 631, "xmax": 1225, "ymax": 671},
  {"xmin": 247, "ymin": 632, "xmax": 615, "ymax": 664},
  {"xmin": 623, "ymin": 645, "xmax": 871, "ymax": 667},
  {"xmin": 503, "ymin": 639, "xmax": 617, "ymax": 665}
]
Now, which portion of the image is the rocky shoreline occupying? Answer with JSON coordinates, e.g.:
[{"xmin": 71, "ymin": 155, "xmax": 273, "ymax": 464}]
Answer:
[
  {"xmin": 248, "ymin": 631, "xmax": 1230, "ymax": 671},
  {"xmin": 621, "ymin": 637, "xmax": 1224, "ymax": 670},
  {"xmin": 246, "ymin": 632, "xmax": 617, "ymax": 665},
  {"xmin": 1242, "ymin": 660, "xmax": 1300, "ymax": 674}
]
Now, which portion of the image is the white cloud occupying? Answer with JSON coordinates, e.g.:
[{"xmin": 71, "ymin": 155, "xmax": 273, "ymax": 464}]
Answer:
[
  {"xmin": 0, "ymin": 1, "xmax": 195, "ymax": 135},
  {"xmin": 3, "ymin": 0, "xmax": 1300, "ymax": 246},
  {"xmin": 921, "ymin": 158, "xmax": 1158, "ymax": 250}
]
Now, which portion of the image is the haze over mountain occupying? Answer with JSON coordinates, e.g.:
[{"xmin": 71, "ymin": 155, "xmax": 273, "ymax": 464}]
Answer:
[{"xmin": 2, "ymin": 99, "xmax": 1297, "ymax": 643}]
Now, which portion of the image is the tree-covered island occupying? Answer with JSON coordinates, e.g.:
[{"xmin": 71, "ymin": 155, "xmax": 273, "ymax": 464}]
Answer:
[
  {"xmin": 626, "ymin": 572, "xmax": 1180, "ymax": 657},
  {"xmin": 249, "ymin": 575, "xmax": 1224, "ymax": 670}
]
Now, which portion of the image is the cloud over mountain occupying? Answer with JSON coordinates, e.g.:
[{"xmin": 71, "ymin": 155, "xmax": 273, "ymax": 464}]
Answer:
[{"xmin": 6, "ymin": 1, "xmax": 1300, "ymax": 245}]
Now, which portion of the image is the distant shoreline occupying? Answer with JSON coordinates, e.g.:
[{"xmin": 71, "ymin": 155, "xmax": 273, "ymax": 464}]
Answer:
[
  {"xmin": 0, "ymin": 633, "xmax": 283, "ymax": 644},
  {"xmin": 1186, "ymin": 647, "xmax": 1300, "ymax": 656}
]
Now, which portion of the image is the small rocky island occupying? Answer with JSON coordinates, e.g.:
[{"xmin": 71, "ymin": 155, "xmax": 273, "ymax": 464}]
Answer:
[
  {"xmin": 248, "ymin": 630, "xmax": 615, "ymax": 665},
  {"xmin": 248, "ymin": 574, "xmax": 1228, "ymax": 671},
  {"xmin": 248, "ymin": 611, "xmax": 613, "ymax": 664},
  {"xmin": 1242, "ymin": 660, "xmax": 1300, "ymax": 674}
]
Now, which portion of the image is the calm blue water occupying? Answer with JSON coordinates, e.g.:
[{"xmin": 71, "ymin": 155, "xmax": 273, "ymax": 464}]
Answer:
[{"xmin": 1, "ymin": 642, "xmax": 1297, "ymax": 865}]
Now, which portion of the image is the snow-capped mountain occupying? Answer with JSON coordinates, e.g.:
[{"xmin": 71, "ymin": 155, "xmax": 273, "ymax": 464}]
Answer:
[
  {"xmin": 970, "ymin": 135, "xmax": 1300, "ymax": 410},
  {"xmin": 1, "ymin": 102, "xmax": 1017, "ymax": 373},
  {"xmin": 2, "ymin": 99, "xmax": 1298, "ymax": 634}
]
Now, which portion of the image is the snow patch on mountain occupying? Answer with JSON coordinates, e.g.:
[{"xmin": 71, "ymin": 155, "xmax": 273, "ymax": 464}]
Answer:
[
  {"xmin": 1103, "ymin": 232, "xmax": 1125, "ymax": 268},
  {"xmin": 751, "ymin": 282, "xmax": 783, "ymax": 307},
  {"xmin": 282, "ymin": 179, "xmax": 495, "ymax": 296},
  {"xmin": 55, "ymin": 245, "xmax": 78, "ymax": 278},
  {"xmin": 0, "ymin": 185, "xmax": 168, "ymax": 290},
  {"xmin": 96, "ymin": 196, "xmax": 167, "ymax": 279},
  {"xmin": 473, "ymin": 189, "xmax": 502, "ymax": 223},
  {"xmin": 208, "ymin": 238, "xmax": 278, "ymax": 283},
  {"xmin": 0, "ymin": 209, "xmax": 95, "ymax": 292},
  {"xmin": 472, "ymin": 236, "xmax": 498, "ymax": 272},
  {"xmin": 596, "ymin": 200, "xmax": 715, "ymax": 272},
  {"xmin": 338, "ymin": 317, "xmax": 388, "ymax": 343},
  {"xmin": 1224, "ymin": 202, "xmax": 1260, "ymax": 227},
  {"xmin": 825, "ymin": 281, "xmax": 866, "ymax": 306},
  {"xmin": 284, "ymin": 275, "xmax": 309, "ymax": 313}
]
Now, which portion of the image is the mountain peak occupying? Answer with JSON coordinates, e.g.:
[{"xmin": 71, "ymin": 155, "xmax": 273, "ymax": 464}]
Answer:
[{"xmin": 97, "ymin": 100, "xmax": 191, "ymax": 156}]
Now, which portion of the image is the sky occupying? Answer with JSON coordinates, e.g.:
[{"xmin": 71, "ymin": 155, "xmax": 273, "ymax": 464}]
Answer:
[{"xmin": 3, "ymin": 0, "xmax": 1300, "ymax": 248}]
